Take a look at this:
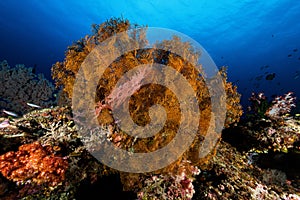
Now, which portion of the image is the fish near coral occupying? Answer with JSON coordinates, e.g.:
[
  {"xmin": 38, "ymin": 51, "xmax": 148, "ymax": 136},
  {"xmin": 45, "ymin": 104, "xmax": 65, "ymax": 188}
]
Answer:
[
  {"xmin": 26, "ymin": 102, "xmax": 41, "ymax": 108},
  {"xmin": 2, "ymin": 109, "xmax": 18, "ymax": 117}
]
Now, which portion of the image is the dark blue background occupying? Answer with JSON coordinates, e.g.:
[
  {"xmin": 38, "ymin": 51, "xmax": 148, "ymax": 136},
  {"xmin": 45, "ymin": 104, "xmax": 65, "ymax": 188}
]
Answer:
[{"xmin": 1, "ymin": 0, "xmax": 299, "ymax": 106}]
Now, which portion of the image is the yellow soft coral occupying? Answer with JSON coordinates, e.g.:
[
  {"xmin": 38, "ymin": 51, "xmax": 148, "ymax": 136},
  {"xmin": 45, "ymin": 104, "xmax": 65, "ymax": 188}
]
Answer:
[
  {"xmin": 52, "ymin": 17, "xmax": 131, "ymax": 100},
  {"xmin": 52, "ymin": 16, "xmax": 243, "ymax": 190}
]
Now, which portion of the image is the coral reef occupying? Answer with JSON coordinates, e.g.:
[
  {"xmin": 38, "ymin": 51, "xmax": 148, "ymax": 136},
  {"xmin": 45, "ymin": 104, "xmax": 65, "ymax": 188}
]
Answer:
[
  {"xmin": 194, "ymin": 141, "xmax": 300, "ymax": 200},
  {"xmin": 0, "ymin": 60, "xmax": 57, "ymax": 115},
  {"xmin": 249, "ymin": 118, "xmax": 300, "ymax": 152},
  {"xmin": 0, "ymin": 104, "xmax": 299, "ymax": 199},
  {"xmin": 52, "ymin": 17, "xmax": 243, "ymax": 177},
  {"xmin": 0, "ymin": 106, "xmax": 111, "ymax": 199},
  {"xmin": 243, "ymin": 92, "xmax": 299, "ymax": 153},
  {"xmin": 0, "ymin": 142, "xmax": 68, "ymax": 186},
  {"xmin": 137, "ymin": 160, "xmax": 200, "ymax": 200},
  {"xmin": 266, "ymin": 92, "xmax": 296, "ymax": 120},
  {"xmin": 4, "ymin": 16, "xmax": 299, "ymax": 200},
  {"xmin": 247, "ymin": 92, "xmax": 296, "ymax": 121}
]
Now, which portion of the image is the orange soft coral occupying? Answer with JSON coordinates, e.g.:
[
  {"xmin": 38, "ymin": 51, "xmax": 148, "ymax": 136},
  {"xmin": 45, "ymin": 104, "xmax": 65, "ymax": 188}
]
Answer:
[
  {"xmin": 51, "ymin": 17, "xmax": 243, "ymax": 188},
  {"xmin": 51, "ymin": 17, "xmax": 131, "ymax": 101}
]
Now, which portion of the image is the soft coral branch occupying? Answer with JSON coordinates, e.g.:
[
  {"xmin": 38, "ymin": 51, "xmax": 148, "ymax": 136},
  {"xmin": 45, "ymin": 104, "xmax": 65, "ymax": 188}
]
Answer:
[{"xmin": 266, "ymin": 92, "xmax": 296, "ymax": 120}]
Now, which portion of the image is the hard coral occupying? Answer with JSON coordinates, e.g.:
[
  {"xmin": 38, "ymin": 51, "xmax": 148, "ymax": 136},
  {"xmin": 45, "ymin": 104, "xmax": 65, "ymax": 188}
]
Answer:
[
  {"xmin": 0, "ymin": 142, "xmax": 68, "ymax": 186},
  {"xmin": 0, "ymin": 60, "xmax": 56, "ymax": 115}
]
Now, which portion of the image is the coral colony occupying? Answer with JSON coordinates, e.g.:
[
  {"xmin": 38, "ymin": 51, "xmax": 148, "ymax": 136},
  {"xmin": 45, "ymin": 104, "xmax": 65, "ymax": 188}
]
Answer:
[
  {"xmin": 0, "ymin": 17, "xmax": 299, "ymax": 199},
  {"xmin": 266, "ymin": 92, "xmax": 296, "ymax": 120},
  {"xmin": 0, "ymin": 60, "xmax": 56, "ymax": 115},
  {"xmin": 248, "ymin": 92, "xmax": 297, "ymax": 120},
  {"xmin": 0, "ymin": 142, "xmax": 68, "ymax": 186}
]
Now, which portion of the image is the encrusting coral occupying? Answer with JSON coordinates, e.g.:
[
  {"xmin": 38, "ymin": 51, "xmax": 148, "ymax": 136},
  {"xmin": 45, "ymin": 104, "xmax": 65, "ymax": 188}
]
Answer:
[{"xmin": 0, "ymin": 60, "xmax": 57, "ymax": 115}]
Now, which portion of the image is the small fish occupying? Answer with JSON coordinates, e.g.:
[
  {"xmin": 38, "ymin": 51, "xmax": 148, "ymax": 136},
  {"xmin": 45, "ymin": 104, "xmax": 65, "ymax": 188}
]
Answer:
[
  {"xmin": 26, "ymin": 102, "xmax": 41, "ymax": 108},
  {"xmin": 288, "ymin": 54, "xmax": 292, "ymax": 57},
  {"xmin": 265, "ymin": 73, "xmax": 276, "ymax": 80},
  {"xmin": 2, "ymin": 110, "xmax": 18, "ymax": 117},
  {"xmin": 293, "ymin": 49, "xmax": 298, "ymax": 52}
]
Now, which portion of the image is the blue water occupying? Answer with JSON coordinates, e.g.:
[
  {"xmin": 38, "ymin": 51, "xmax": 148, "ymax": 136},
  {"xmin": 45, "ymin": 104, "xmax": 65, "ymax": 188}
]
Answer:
[{"xmin": 0, "ymin": 0, "xmax": 299, "ymax": 106}]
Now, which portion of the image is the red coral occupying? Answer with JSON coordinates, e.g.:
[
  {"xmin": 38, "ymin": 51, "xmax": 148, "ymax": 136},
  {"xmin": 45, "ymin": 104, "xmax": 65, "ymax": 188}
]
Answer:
[{"xmin": 0, "ymin": 142, "xmax": 68, "ymax": 186}]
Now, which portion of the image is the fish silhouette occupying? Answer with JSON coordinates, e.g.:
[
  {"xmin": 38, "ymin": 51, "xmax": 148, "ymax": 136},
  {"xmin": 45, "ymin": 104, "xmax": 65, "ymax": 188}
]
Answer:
[{"xmin": 265, "ymin": 73, "xmax": 275, "ymax": 80}]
